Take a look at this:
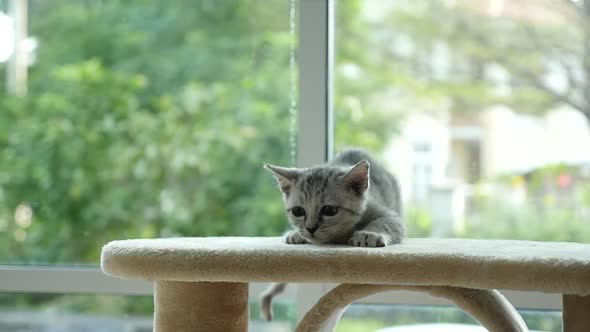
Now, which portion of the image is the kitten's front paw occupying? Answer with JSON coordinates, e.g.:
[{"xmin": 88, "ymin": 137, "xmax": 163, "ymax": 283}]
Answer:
[
  {"xmin": 284, "ymin": 230, "xmax": 308, "ymax": 244},
  {"xmin": 349, "ymin": 231, "xmax": 388, "ymax": 247}
]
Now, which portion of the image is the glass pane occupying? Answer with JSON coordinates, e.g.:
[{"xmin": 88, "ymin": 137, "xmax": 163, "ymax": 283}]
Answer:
[
  {"xmin": 338, "ymin": 304, "xmax": 561, "ymax": 332},
  {"xmin": 0, "ymin": 0, "xmax": 298, "ymax": 264},
  {"xmin": 0, "ymin": 293, "xmax": 296, "ymax": 331},
  {"xmin": 334, "ymin": 0, "xmax": 590, "ymax": 242}
]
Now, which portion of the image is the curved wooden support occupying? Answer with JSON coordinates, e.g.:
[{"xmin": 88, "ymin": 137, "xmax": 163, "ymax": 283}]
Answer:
[{"xmin": 296, "ymin": 284, "xmax": 528, "ymax": 332}]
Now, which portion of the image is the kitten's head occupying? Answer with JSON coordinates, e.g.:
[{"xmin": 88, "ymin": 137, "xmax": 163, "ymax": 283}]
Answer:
[{"xmin": 265, "ymin": 161, "xmax": 370, "ymax": 244}]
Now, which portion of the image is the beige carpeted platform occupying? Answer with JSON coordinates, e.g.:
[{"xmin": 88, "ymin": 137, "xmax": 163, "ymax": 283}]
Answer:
[
  {"xmin": 101, "ymin": 237, "xmax": 590, "ymax": 332},
  {"xmin": 102, "ymin": 237, "xmax": 590, "ymax": 294}
]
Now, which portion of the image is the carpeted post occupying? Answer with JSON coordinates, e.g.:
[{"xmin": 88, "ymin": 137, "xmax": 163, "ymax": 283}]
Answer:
[
  {"xmin": 563, "ymin": 294, "xmax": 590, "ymax": 332},
  {"xmin": 154, "ymin": 281, "xmax": 248, "ymax": 332}
]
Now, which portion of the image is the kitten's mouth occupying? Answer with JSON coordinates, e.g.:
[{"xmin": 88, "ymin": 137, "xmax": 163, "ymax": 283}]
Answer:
[
  {"xmin": 300, "ymin": 231, "xmax": 315, "ymax": 240},
  {"xmin": 304, "ymin": 233, "xmax": 323, "ymax": 243}
]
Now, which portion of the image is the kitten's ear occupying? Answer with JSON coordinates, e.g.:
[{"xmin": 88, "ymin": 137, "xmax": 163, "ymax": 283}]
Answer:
[
  {"xmin": 341, "ymin": 160, "xmax": 370, "ymax": 195},
  {"xmin": 264, "ymin": 164, "xmax": 299, "ymax": 195}
]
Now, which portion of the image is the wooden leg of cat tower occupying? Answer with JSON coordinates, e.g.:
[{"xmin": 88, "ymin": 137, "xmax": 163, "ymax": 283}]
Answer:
[
  {"xmin": 296, "ymin": 284, "xmax": 528, "ymax": 332},
  {"xmin": 563, "ymin": 294, "xmax": 590, "ymax": 332},
  {"xmin": 154, "ymin": 280, "xmax": 249, "ymax": 332}
]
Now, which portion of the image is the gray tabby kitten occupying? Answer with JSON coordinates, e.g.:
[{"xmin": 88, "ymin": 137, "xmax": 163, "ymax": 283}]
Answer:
[{"xmin": 260, "ymin": 148, "xmax": 404, "ymax": 320}]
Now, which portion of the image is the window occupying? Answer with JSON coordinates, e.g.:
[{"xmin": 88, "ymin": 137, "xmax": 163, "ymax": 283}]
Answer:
[
  {"xmin": 1, "ymin": 0, "xmax": 587, "ymax": 331},
  {"xmin": 332, "ymin": 0, "xmax": 588, "ymax": 330},
  {"xmin": 334, "ymin": 0, "xmax": 590, "ymax": 242},
  {"xmin": 339, "ymin": 303, "xmax": 562, "ymax": 332},
  {"xmin": 0, "ymin": 293, "xmax": 154, "ymax": 332},
  {"xmin": 1, "ymin": 0, "xmax": 299, "ymax": 265},
  {"xmin": 0, "ymin": 0, "xmax": 298, "ymax": 330}
]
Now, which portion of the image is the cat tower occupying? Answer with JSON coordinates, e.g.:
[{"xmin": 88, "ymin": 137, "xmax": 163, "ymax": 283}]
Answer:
[{"xmin": 101, "ymin": 237, "xmax": 590, "ymax": 332}]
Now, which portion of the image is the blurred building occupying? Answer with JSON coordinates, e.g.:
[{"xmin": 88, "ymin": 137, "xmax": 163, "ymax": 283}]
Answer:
[
  {"xmin": 374, "ymin": 0, "xmax": 590, "ymax": 235},
  {"xmin": 387, "ymin": 107, "xmax": 590, "ymax": 200}
]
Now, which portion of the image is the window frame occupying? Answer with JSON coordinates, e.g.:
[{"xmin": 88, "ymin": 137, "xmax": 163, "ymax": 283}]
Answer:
[{"xmin": 0, "ymin": 0, "xmax": 562, "ymax": 324}]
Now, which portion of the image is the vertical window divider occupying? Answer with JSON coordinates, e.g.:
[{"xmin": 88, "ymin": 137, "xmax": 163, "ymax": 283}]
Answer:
[
  {"xmin": 296, "ymin": 0, "xmax": 334, "ymax": 321},
  {"xmin": 297, "ymin": 0, "xmax": 334, "ymax": 168}
]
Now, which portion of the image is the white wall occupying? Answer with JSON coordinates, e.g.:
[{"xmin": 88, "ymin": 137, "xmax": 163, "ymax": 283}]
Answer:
[
  {"xmin": 483, "ymin": 106, "xmax": 590, "ymax": 176},
  {"xmin": 385, "ymin": 112, "xmax": 451, "ymax": 203}
]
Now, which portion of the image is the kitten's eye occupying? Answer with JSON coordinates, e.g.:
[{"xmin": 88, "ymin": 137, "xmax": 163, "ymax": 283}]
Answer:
[
  {"xmin": 321, "ymin": 205, "xmax": 339, "ymax": 217},
  {"xmin": 291, "ymin": 206, "xmax": 306, "ymax": 218}
]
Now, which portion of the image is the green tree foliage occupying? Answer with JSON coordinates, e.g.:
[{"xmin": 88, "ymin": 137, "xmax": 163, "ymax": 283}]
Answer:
[
  {"xmin": 338, "ymin": 0, "xmax": 589, "ymax": 122},
  {"xmin": 0, "ymin": 0, "xmax": 298, "ymax": 264},
  {"xmin": 335, "ymin": 0, "xmax": 405, "ymax": 151}
]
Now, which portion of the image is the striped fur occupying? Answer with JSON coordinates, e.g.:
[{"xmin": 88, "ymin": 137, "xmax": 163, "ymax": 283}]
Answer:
[{"xmin": 261, "ymin": 149, "xmax": 405, "ymax": 320}]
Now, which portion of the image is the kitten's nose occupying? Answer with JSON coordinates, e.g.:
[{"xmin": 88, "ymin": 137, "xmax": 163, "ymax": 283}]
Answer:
[{"xmin": 306, "ymin": 225, "xmax": 319, "ymax": 234}]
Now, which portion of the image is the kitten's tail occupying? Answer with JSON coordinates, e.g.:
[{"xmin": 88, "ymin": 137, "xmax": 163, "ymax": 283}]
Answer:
[{"xmin": 260, "ymin": 282, "xmax": 287, "ymax": 321}]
